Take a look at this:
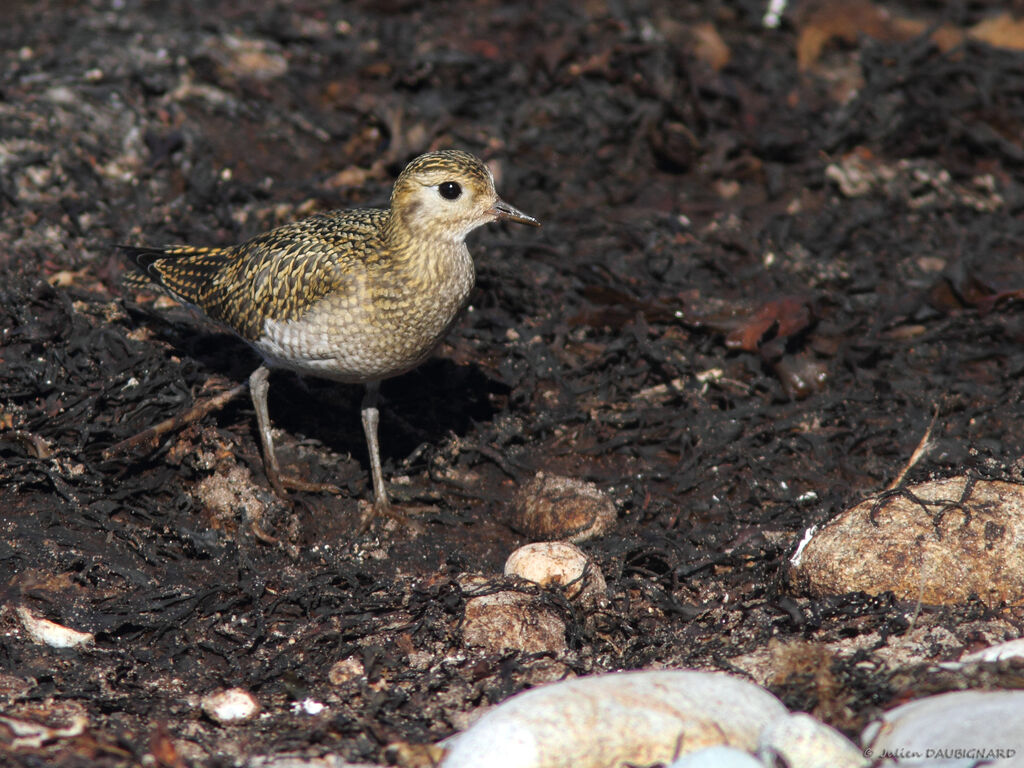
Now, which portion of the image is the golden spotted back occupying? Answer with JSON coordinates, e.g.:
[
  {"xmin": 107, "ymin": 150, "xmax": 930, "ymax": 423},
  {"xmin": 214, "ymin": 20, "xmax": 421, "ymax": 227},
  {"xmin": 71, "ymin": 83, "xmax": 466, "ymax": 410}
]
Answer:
[{"xmin": 122, "ymin": 209, "xmax": 390, "ymax": 340}]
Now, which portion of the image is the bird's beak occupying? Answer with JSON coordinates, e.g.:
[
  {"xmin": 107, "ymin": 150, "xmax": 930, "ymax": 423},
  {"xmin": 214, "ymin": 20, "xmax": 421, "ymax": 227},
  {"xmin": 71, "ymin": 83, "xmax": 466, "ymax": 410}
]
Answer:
[{"xmin": 490, "ymin": 199, "xmax": 541, "ymax": 227}]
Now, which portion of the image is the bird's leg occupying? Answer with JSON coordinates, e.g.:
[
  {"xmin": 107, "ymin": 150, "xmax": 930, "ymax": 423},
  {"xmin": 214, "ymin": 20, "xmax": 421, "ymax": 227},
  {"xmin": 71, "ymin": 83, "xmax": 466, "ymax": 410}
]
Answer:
[
  {"xmin": 249, "ymin": 365, "xmax": 288, "ymax": 499},
  {"xmin": 249, "ymin": 366, "xmax": 342, "ymax": 498},
  {"xmin": 360, "ymin": 381, "xmax": 391, "ymax": 512},
  {"xmin": 356, "ymin": 382, "xmax": 435, "ymax": 534}
]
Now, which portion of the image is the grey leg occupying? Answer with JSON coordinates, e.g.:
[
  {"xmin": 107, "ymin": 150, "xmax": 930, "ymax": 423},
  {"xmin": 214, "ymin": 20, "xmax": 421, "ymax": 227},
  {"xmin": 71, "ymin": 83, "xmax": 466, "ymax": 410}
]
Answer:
[
  {"xmin": 361, "ymin": 381, "xmax": 390, "ymax": 511},
  {"xmin": 249, "ymin": 365, "xmax": 287, "ymax": 498}
]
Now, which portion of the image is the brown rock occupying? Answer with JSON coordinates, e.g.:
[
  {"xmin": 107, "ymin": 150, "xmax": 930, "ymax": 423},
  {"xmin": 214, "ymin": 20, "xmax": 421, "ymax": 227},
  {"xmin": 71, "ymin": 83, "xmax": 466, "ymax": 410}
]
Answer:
[
  {"xmin": 462, "ymin": 591, "xmax": 566, "ymax": 654},
  {"xmin": 791, "ymin": 476, "xmax": 1024, "ymax": 606},
  {"xmin": 328, "ymin": 657, "xmax": 364, "ymax": 686},
  {"xmin": 509, "ymin": 472, "xmax": 616, "ymax": 543}
]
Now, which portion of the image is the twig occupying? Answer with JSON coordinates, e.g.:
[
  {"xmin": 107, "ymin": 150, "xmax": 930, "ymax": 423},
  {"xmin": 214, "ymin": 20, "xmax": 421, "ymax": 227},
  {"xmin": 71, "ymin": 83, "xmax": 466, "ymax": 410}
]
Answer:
[
  {"xmin": 886, "ymin": 404, "xmax": 940, "ymax": 491},
  {"xmin": 102, "ymin": 382, "xmax": 247, "ymax": 459}
]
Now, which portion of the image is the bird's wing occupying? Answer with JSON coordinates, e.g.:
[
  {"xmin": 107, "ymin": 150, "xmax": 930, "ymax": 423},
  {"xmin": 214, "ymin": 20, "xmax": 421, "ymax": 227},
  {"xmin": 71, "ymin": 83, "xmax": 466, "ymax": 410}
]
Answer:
[{"xmin": 121, "ymin": 209, "xmax": 389, "ymax": 341}]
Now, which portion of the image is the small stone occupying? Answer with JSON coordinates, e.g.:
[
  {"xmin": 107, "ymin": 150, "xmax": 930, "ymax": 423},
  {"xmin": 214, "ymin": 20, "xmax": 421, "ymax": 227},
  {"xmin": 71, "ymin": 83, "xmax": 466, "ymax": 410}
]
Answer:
[
  {"xmin": 192, "ymin": 463, "xmax": 267, "ymax": 533},
  {"xmin": 209, "ymin": 34, "xmax": 288, "ymax": 80},
  {"xmin": 201, "ymin": 688, "xmax": 259, "ymax": 724},
  {"xmin": 462, "ymin": 591, "xmax": 566, "ymax": 654},
  {"xmin": 504, "ymin": 542, "xmax": 607, "ymax": 607},
  {"xmin": 509, "ymin": 472, "xmax": 616, "ymax": 543},
  {"xmin": 328, "ymin": 657, "xmax": 364, "ymax": 686}
]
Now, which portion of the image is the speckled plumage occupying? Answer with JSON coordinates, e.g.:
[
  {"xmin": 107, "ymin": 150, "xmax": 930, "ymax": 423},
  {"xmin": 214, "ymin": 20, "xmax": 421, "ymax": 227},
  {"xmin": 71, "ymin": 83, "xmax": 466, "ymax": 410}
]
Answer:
[{"xmin": 123, "ymin": 149, "xmax": 539, "ymax": 510}]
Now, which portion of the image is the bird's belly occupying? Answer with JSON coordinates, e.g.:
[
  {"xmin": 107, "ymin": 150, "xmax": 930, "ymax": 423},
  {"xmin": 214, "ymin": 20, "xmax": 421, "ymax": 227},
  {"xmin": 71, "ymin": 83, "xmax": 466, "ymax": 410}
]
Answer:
[{"xmin": 251, "ymin": 288, "xmax": 468, "ymax": 383}]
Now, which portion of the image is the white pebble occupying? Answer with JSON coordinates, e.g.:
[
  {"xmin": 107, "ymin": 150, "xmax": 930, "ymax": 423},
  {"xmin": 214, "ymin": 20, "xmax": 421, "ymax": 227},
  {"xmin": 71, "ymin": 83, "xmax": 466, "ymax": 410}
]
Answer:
[
  {"xmin": 504, "ymin": 541, "xmax": 607, "ymax": 605},
  {"xmin": 670, "ymin": 745, "xmax": 765, "ymax": 767},
  {"xmin": 862, "ymin": 690, "xmax": 1024, "ymax": 767},
  {"xmin": 759, "ymin": 713, "xmax": 866, "ymax": 768},
  {"xmin": 292, "ymin": 698, "xmax": 326, "ymax": 716},
  {"xmin": 960, "ymin": 638, "xmax": 1024, "ymax": 664},
  {"xmin": 439, "ymin": 670, "xmax": 788, "ymax": 768},
  {"xmin": 201, "ymin": 688, "xmax": 260, "ymax": 724}
]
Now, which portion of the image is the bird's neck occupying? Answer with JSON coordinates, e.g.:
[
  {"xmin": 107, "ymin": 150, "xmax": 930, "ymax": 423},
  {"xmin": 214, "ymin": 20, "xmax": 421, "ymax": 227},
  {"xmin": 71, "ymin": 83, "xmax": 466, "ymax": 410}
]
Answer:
[
  {"xmin": 382, "ymin": 210, "xmax": 475, "ymax": 292},
  {"xmin": 384, "ymin": 206, "xmax": 463, "ymax": 244}
]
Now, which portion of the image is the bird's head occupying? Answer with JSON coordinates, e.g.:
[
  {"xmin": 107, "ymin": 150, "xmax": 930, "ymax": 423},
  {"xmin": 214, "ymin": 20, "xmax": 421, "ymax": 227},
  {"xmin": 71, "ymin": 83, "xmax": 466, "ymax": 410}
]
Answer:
[{"xmin": 389, "ymin": 149, "xmax": 539, "ymax": 242}]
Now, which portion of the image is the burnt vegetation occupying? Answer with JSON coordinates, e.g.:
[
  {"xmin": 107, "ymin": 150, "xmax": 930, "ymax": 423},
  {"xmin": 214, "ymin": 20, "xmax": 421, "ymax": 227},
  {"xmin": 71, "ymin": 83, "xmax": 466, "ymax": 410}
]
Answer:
[{"xmin": 3, "ymin": 0, "xmax": 1024, "ymax": 765}]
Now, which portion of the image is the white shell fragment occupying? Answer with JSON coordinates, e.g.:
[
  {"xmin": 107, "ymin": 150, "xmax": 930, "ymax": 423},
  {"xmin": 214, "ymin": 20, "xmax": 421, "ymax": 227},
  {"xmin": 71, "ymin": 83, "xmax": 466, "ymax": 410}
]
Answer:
[
  {"xmin": 0, "ymin": 700, "xmax": 89, "ymax": 751},
  {"xmin": 439, "ymin": 670, "xmax": 789, "ymax": 768},
  {"xmin": 758, "ymin": 713, "xmax": 866, "ymax": 768},
  {"xmin": 292, "ymin": 698, "xmax": 326, "ymax": 716},
  {"xmin": 862, "ymin": 690, "xmax": 1024, "ymax": 767},
  {"xmin": 17, "ymin": 606, "xmax": 94, "ymax": 649},
  {"xmin": 504, "ymin": 541, "xmax": 608, "ymax": 606},
  {"xmin": 201, "ymin": 687, "xmax": 260, "ymax": 724}
]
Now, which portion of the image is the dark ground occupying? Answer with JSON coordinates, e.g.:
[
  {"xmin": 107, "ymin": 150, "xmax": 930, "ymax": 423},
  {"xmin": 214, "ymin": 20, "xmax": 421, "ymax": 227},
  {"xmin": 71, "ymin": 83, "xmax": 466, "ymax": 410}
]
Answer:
[{"xmin": 4, "ymin": 0, "xmax": 1024, "ymax": 765}]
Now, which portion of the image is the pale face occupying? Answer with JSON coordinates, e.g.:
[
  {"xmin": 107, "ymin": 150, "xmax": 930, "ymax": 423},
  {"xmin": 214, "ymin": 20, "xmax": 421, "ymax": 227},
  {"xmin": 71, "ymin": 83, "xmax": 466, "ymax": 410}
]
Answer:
[
  {"xmin": 390, "ymin": 150, "xmax": 539, "ymax": 242},
  {"xmin": 400, "ymin": 166, "xmax": 500, "ymax": 241}
]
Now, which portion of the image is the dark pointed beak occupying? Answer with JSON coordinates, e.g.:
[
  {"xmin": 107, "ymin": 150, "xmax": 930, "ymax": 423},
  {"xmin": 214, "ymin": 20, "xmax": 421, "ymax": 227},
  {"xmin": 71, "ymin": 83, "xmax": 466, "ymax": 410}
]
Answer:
[{"xmin": 490, "ymin": 199, "xmax": 541, "ymax": 227}]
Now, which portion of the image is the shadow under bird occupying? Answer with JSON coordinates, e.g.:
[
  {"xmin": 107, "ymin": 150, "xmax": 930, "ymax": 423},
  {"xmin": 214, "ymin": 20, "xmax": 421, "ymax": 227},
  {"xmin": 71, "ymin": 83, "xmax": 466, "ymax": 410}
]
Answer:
[{"xmin": 122, "ymin": 149, "xmax": 539, "ymax": 512}]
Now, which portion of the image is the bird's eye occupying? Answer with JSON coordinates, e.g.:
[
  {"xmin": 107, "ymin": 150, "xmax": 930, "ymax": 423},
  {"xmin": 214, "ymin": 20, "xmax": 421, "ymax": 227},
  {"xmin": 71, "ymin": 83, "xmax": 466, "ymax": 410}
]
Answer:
[{"xmin": 438, "ymin": 181, "xmax": 462, "ymax": 200}]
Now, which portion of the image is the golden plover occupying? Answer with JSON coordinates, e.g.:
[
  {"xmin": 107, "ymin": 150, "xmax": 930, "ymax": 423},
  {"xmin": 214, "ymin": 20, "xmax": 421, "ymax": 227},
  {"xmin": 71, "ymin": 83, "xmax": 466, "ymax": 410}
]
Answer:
[{"xmin": 123, "ymin": 149, "xmax": 539, "ymax": 511}]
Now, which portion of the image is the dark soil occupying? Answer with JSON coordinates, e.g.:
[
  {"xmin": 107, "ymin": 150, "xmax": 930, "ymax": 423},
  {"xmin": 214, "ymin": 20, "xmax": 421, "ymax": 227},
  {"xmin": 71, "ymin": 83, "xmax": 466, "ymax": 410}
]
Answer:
[{"xmin": 4, "ymin": 1, "xmax": 1024, "ymax": 765}]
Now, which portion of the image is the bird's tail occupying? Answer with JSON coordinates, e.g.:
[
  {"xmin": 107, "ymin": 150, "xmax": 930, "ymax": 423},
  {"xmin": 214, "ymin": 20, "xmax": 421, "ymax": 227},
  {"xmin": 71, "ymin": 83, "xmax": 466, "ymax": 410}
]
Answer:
[{"xmin": 118, "ymin": 245, "xmax": 230, "ymax": 306}]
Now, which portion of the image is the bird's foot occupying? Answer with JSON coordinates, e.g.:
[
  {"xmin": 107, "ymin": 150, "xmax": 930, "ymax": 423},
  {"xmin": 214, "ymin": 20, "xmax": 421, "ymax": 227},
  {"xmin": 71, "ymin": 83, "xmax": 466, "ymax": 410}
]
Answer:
[
  {"xmin": 356, "ymin": 498, "xmax": 432, "ymax": 536},
  {"xmin": 264, "ymin": 468, "xmax": 343, "ymax": 500},
  {"xmin": 280, "ymin": 475, "xmax": 344, "ymax": 494}
]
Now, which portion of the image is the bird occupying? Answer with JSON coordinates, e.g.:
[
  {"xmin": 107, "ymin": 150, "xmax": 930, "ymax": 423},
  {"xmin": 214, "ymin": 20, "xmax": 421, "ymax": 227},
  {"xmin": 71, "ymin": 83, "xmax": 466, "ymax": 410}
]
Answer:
[{"xmin": 121, "ymin": 149, "xmax": 540, "ymax": 513}]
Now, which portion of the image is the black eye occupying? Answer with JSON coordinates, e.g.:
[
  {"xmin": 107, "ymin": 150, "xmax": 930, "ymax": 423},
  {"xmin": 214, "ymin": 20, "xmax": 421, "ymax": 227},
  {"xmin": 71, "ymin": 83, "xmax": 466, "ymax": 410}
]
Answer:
[{"xmin": 438, "ymin": 181, "xmax": 462, "ymax": 200}]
